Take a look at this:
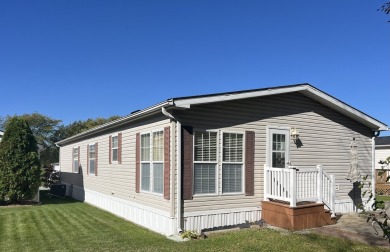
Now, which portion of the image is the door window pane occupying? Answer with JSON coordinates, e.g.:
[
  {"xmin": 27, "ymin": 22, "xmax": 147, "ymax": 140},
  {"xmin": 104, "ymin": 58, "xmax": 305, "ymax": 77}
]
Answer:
[{"xmin": 272, "ymin": 133, "xmax": 286, "ymax": 168}]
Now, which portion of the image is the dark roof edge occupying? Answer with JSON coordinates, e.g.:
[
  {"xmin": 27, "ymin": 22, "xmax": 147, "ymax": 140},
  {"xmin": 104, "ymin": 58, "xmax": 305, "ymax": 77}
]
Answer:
[{"xmin": 56, "ymin": 100, "xmax": 171, "ymax": 146}]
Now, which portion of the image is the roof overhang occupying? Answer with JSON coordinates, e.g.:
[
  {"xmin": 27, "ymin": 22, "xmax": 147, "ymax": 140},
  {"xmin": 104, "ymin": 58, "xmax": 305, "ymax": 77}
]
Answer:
[
  {"xmin": 56, "ymin": 101, "xmax": 171, "ymax": 146},
  {"xmin": 171, "ymin": 84, "xmax": 388, "ymax": 131},
  {"xmin": 57, "ymin": 83, "xmax": 388, "ymax": 147}
]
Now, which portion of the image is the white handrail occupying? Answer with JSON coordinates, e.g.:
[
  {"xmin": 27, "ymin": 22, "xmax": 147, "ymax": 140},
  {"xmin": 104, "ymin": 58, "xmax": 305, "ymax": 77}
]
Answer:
[{"xmin": 264, "ymin": 165, "xmax": 335, "ymax": 215}]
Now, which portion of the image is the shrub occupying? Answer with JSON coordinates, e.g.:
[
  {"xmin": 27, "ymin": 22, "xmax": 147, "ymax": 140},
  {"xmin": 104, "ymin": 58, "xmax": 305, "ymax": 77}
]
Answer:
[
  {"xmin": 180, "ymin": 230, "xmax": 199, "ymax": 239},
  {"xmin": 0, "ymin": 117, "xmax": 41, "ymax": 203}
]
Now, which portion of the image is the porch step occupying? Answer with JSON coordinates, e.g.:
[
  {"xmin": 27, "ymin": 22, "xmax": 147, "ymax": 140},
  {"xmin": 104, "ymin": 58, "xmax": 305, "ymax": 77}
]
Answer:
[{"xmin": 321, "ymin": 209, "xmax": 337, "ymax": 226}]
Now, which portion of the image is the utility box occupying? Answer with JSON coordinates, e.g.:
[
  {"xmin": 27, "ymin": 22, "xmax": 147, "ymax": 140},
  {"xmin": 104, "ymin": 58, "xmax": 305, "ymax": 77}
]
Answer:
[{"xmin": 50, "ymin": 184, "xmax": 66, "ymax": 198}]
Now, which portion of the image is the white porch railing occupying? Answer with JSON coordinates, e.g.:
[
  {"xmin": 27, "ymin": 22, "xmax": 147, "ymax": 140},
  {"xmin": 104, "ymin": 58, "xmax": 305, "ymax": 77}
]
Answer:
[{"xmin": 264, "ymin": 164, "xmax": 336, "ymax": 217}]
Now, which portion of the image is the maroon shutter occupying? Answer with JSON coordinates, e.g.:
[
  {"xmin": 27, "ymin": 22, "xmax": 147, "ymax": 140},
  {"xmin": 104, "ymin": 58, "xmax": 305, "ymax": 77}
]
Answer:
[
  {"xmin": 245, "ymin": 131, "xmax": 255, "ymax": 196},
  {"xmin": 135, "ymin": 133, "xmax": 140, "ymax": 193},
  {"xmin": 95, "ymin": 142, "xmax": 98, "ymax": 176},
  {"xmin": 163, "ymin": 127, "xmax": 170, "ymax": 200},
  {"xmin": 78, "ymin": 147, "xmax": 80, "ymax": 174},
  {"xmin": 118, "ymin": 133, "xmax": 122, "ymax": 164},
  {"xmin": 182, "ymin": 126, "xmax": 193, "ymax": 200},
  {"xmin": 109, "ymin": 135, "xmax": 112, "ymax": 164},
  {"xmin": 87, "ymin": 145, "xmax": 89, "ymax": 175}
]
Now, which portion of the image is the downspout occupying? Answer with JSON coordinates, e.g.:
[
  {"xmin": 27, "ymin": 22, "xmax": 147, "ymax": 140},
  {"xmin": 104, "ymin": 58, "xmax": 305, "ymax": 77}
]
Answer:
[
  {"xmin": 176, "ymin": 121, "xmax": 182, "ymax": 234},
  {"xmin": 162, "ymin": 107, "xmax": 183, "ymax": 234},
  {"xmin": 371, "ymin": 131, "xmax": 380, "ymax": 207}
]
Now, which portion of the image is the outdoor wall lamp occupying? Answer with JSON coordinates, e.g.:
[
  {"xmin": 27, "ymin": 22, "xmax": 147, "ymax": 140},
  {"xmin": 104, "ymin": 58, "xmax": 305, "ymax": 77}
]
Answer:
[{"xmin": 290, "ymin": 127, "xmax": 299, "ymax": 141}]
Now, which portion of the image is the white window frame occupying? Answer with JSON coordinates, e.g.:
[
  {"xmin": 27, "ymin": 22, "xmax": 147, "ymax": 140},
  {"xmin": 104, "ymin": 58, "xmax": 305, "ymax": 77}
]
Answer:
[
  {"xmin": 73, "ymin": 147, "xmax": 79, "ymax": 173},
  {"xmin": 88, "ymin": 143, "xmax": 96, "ymax": 175},
  {"xmin": 221, "ymin": 131, "xmax": 245, "ymax": 195},
  {"xmin": 140, "ymin": 129, "xmax": 164, "ymax": 195},
  {"xmin": 111, "ymin": 134, "xmax": 119, "ymax": 163},
  {"xmin": 266, "ymin": 126, "xmax": 290, "ymax": 168},
  {"xmin": 193, "ymin": 130, "xmax": 219, "ymax": 196}
]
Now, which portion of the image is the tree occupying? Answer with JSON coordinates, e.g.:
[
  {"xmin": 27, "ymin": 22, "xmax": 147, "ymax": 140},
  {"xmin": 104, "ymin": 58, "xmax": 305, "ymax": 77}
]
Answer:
[
  {"xmin": 53, "ymin": 116, "xmax": 121, "ymax": 141},
  {"xmin": 0, "ymin": 117, "xmax": 41, "ymax": 203},
  {"xmin": 0, "ymin": 113, "xmax": 121, "ymax": 169},
  {"xmin": 379, "ymin": 2, "xmax": 390, "ymax": 22},
  {"xmin": 0, "ymin": 113, "xmax": 62, "ymax": 168},
  {"xmin": 0, "ymin": 113, "xmax": 61, "ymax": 148}
]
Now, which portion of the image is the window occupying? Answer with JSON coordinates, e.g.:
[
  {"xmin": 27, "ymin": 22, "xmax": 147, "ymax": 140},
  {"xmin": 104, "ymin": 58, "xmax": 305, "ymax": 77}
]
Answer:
[
  {"xmin": 89, "ymin": 144, "xmax": 96, "ymax": 175},
  {"xmin": 222, "ymin": 133, "xmax": 243, "ymax": 193},
  {"xmin": 73, "ymin": 147, "xmax": 79, "ymax": 173},
  {"xmin": 193, "ymin": 131, "xmax": 217, "ymax": 195},
  {"xmin": 140, "ymin": 131, "xmax": 164, "ymax": 194},
  {"xmin": 112, "ymin": 136, "xmax": 118, "ymax": 162}
]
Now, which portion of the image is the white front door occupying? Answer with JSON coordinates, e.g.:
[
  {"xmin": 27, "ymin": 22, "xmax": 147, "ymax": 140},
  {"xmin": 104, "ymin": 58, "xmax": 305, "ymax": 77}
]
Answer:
[{"xmin": 267, "ymin": 128, "xmax": 290, "ymax": 168}]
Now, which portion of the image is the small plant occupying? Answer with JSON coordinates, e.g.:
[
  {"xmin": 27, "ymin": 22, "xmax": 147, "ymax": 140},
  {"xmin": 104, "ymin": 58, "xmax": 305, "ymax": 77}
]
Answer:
[{"xmin": 180, "ymin": 230, "xmax": 199, "ymax": 240}]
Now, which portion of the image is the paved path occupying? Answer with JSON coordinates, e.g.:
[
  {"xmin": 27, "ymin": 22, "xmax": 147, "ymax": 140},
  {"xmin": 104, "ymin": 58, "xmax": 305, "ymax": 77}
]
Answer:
[{"xmin": 312, "ymin": 212, "xmax": 390, "ymax": 248}]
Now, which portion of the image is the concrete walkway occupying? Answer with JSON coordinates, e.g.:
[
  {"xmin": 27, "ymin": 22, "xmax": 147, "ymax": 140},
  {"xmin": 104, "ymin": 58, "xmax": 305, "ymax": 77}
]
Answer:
[{"xmin": 312, "ymin": 212, "xmax": 390, "ymax": 248}]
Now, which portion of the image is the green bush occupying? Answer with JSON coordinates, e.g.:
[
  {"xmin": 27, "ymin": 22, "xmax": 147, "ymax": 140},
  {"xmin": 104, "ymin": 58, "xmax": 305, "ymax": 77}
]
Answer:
[
  {"xmin": 180, "ymin": 230, "xmax": 199, "ymax": 239},
  {"xmin": 0, "ymin": 117, "xmax": 41, "ymax": 203}
]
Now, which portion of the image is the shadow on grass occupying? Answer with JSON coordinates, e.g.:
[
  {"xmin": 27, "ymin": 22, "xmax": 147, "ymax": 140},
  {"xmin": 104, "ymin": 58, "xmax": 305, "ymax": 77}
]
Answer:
[
  {"xmin": 303, "ymin": 232, "xmax": 358, "ymax": 250},
  {"xmin": 40, "ymin": 190, "xmax": 80, "ymax": 205}
]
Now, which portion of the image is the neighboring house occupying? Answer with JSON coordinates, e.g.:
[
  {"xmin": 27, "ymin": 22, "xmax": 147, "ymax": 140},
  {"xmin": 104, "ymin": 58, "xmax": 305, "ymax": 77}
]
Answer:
[
  {"xmin": 57, "ymin": 84, "xmax": 388, "ymax": 235},
  {"xmin": 375, "ymin": 136, "xmax": 390, "ymax": 195},
  {"xmin": 376, "ymin": 136, "xmax": 390, "ymax": 169}
]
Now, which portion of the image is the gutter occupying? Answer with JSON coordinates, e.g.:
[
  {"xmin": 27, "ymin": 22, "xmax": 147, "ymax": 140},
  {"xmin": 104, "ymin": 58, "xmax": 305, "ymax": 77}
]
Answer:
[
  {"xmin": 161, "ymin": 107, "xmax": 183, "ymax": 234},
  {"xmin": 371, "ymin": 131, "xmax": 381, "ymax": 208},
  {"xmin": 56, "ymin": 101, "xmax": 171, "ymax": 146}
]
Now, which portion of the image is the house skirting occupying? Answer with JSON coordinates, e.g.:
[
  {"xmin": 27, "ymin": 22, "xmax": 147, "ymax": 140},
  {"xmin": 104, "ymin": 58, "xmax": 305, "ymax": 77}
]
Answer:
[
  {"xmin": 62, "ymin": 183, "xmax": 176, "ymax": 236},
  {"xmin": 183, "ymin": 207, "xmax": 261, "ymax": 233}
]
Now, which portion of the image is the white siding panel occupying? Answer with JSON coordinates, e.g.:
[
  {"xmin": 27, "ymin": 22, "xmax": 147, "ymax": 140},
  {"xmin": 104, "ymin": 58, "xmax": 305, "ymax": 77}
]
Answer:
[
  {"xmin": 71, "ymin": 185, "xmax": 175, "ymax": 235},
  {"xmin": 184, "ymin": 207, "xmax": 261, "ymax": 232}
]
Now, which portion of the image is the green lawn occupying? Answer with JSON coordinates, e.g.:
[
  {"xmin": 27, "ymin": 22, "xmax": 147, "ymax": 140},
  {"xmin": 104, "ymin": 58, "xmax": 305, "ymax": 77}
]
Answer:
[
  {"xmin": 0, "ymin": 192, "xmax": 386, "ymax": 252},
  {"xmin": 376, "ymin": 195, "xmax": 390, "ymax": 209}
]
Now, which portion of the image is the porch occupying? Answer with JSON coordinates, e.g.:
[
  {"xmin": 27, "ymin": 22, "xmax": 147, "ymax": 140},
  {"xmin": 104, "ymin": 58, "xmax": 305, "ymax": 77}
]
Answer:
[{"xmin": 262, "ymin": 165, "xmax": 337, "ymax": 230}]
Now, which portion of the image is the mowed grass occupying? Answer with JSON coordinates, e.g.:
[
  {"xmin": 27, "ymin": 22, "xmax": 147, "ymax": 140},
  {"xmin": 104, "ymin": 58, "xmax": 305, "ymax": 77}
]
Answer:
[
  {"xmin": 376, "ymin": 195, "xmax": 390, "ymax": 209},
  {"xmin": 0, "ymin": 192, "xmax": 386, "ymax": 252}
]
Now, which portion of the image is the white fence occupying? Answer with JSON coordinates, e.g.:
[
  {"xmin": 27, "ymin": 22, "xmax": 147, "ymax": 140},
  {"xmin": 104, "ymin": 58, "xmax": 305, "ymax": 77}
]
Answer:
[{"xmin": 264, "ymin": 164, "xmax": 335, "ymax": 216}]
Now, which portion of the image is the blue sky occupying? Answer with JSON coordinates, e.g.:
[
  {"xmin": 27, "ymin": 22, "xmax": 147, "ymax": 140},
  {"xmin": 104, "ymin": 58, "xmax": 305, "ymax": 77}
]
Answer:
[{"xmin": 0, "ymin": 1, "xmax": 389, "ymax": 134}]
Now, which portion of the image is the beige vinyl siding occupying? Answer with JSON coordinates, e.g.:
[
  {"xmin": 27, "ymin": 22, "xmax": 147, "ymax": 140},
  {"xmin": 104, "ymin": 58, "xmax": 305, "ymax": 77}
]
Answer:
[
  {"xmin": 60, "ymin": 145, "xmax": 84, "ymax": 187},
  {"xmin": 174, "ymin": 92, "xmax": 373, "ymax": 213},
  {"xmin": 60, "ymin": 115, "xmax": 172, "ymax": 213}
]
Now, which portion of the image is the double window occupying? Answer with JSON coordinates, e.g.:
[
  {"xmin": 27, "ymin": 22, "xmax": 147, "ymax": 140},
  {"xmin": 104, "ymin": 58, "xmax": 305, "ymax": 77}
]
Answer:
[
  {"xmin": 193, "ymin": 131, "xmax": 244, "ymax": 195},
  {"xmin": 141, "ymin": 131, "xmax": 164, "ymax": 194}
]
